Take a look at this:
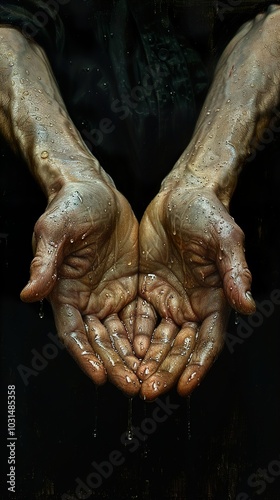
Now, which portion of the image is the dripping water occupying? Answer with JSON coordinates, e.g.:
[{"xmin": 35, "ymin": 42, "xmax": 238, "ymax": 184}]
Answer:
[
  {"xmin": 39, "ymin": 299, "xmax": 44, "ymax": 319},
  {"xmin": 93, "ymin": 386, "xmax": 99, "ymax": 438},
  {"xmin": 142, "ymin": 403, "xmax": 149, "ymax": 459},
  {"xmin": 126, "ymin": 397, "xmax": 134, "ymax": 441}
]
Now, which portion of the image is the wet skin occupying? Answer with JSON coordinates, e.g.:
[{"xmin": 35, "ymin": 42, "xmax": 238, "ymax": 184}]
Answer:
[
  {"xmin": 2, "ymin": 5, "xmax": 280, "ymax": 399},
  {"xmin": 21, "ymin": 179, "xmax": 141, "ymax": 396},
  {"xmin": 134, "ymin": 4, "xmax": 280, "ymax": 399},
  {"xmin": 137, "ymin": 185, "xmax": 254, "ymax": 400}
]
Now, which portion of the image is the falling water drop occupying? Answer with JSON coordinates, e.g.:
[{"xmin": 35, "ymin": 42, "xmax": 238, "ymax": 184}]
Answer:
[
  {"xmin": 234, "ymin": 311, "xmax": 240, "ymax": 325},
  {"xmin": 39, "ymin": 299, "xmax": 44, "ymax": 319},
  {"xmin": 92, "ymin": 386, "xmax": 99, "ymax": 438},
  {"xmin": 126, "ymin": 397, "xmax": 134, "ymax": 441},
  {"xmin": 142, "ymin": 403, "xmax": 149, "ymax": 459}
]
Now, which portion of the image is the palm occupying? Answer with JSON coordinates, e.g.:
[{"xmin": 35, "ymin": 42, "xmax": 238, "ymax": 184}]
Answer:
[
  {"xmin": 21, "ymin": 179, "xmax": 141, "ymax": 396},
  {"xmin": 137, "ymin": 185, "xmax": 254, "ymax": 400}
]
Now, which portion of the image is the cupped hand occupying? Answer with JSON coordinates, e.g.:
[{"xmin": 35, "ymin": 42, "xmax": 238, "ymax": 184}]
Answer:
[
  {"xmin": 136, "ymin": 183, "xmax": 256, "ymax": 400},
  {"xmin": 20, "ymin": 176, "xmax": 141, "ymax": 396}
]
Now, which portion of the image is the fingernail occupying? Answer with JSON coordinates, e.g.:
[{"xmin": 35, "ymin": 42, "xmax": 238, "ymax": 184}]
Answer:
[
  {"xmin": 245, "ymin": 291, "xmax": 254, "ymax": 303},
  {"xmin": 245, "ymin": 291, "xmax": 256, "ymax": 308}
]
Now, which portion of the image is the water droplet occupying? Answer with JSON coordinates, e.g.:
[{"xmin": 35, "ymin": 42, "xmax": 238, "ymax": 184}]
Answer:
[
  {"xmin": 125, "ymin": 398, "xmax": 134, "ymax": 442},
  {"xmin": 41, "ymin": 151, "xmax": 49, "ymax": 159},
  {"xmin": 76, "ymin": 191, "xmax": 83, "ymax": 203},
  {"xmin": 152, "ymin": 381, "xmax": 159, "ymax": 391},
  {"xmin": 93, "ymin": 386, "xmax": 99, "ymax": 438},
  {"xmin": 235, "ymin": 312, "xmax": 240, "ymax": 325},
  {"xmin": 39, "ymin": 300, "xmax": 44, "ymax": 319}
]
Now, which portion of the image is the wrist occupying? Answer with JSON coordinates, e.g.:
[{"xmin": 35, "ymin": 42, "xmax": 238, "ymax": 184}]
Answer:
[
  {"xmin": 163, "ymin": 7, "xmax": 280, "ymax": 205},
  {"xmin": 0, "ymin": 27, "xmax": 110, "ymax": 198},
  {"xmin": 163, "ymin": 104, "xmax": 255, "ymax": 206},
  {"xmin": 33, "ymin": 151, "xmax": 106, "ymax": 200}
]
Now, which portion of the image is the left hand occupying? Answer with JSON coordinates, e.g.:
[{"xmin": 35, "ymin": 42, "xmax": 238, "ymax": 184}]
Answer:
[
  {"xmin": 136, "ymin": 182, "xmax": 256, "ymax": 400},
  {"xmin": 20, "ymin": 178, "xmax": 141, "ymax": 396}
]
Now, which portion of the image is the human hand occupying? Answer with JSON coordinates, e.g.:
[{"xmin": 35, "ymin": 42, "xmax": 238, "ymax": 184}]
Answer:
[
  {"xmin": 136, "ymin": 183, "xmax": 256, "ymax": 400},
  {"xmin": 20, "ymin": 177, "xmax": 141, "ymax": 396}
]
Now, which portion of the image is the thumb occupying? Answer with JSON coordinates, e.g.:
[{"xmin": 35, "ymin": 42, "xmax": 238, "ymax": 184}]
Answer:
[
  {"xmin": 20, "ymin": 233, "xmax": 63, "ymax": 302},
  {"xmin": 216, "ymin": 231, "xmax": 256, "ymax": 315}
]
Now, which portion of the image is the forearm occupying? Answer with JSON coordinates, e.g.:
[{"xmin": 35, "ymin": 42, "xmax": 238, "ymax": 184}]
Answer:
[
  {"xmin": 166, "ymin": 7, "xmax": 280, "ymax": 205},
  {"xmin": 0, "ymin": 26, "xmax": 102, "ymax": 199}
]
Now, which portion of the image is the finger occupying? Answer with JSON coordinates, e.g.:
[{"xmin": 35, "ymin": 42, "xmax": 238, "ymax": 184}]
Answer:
[
  {"xmin": 20, "ymin": 231, "xmax": 64, "ymax": 302},
  {"xmin": 177, "ymin": 311, "xmax": 227, "ymax": 397},
  {"xmin": 103, "ymin": 313, "xmax": 140, "ymax": 372},
  {"xmin": 216, "ymin": 225, "xmax": 256, "ymax": 315},
  {"xmin": 140, "ymin": 322, "xmax": 197, "ymax": 401},
  {"xmin": 119, "ymin": 300, "xmax": 137, "ymax": 342},
  {"xmin": 133, "ymin": 298, "xmax": 157, "ymax": 358},
  {"xmin": 85, "ymin": 314, "xmax": 141, "ymax": 397},
  {"xmin": 52, "ymin": 303, "xmax": 107, "ymax": 386},
  {"xmin": 137, "ymin": 318, "xmax": 179, "ymax": 380}
]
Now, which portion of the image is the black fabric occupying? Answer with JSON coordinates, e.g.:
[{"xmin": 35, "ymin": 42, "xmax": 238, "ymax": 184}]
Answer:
[{"xmin": 0, "ymin": 0, "xmax": 211, "ymax": 216}]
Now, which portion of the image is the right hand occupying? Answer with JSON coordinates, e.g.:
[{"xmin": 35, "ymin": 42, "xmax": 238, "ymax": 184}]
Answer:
[
  {"xmin": 136, "ymin": 183, "xmax": 256, "ymax": 400},
  {"xmin": 20, "ymin": 175, "xmax": 141, "ymax": 396}
]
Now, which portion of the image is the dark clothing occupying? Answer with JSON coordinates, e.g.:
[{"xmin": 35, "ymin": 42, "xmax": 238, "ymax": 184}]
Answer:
[
  {"xmin": 1, "ymin": 0, "xmax": 211, "ymax": 216},
  {"xmin": 0, "ymin": 0, "xmax": 275, "ymax": 216}
]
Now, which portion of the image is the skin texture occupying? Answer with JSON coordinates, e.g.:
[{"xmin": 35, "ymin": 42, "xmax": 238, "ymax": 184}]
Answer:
[
  {"xmin": 2, "ymin": 6, "xmax": 280, "ymax": 399},
  {"xmin": 137, "ymin": 186, "xmax": 254, "ymax": 400},
  {"xmin": 136, "ymin": 6, "xmax": 280, "ymax": 399},
  {"xmin": 0, "ymin": 27, "xmax": 142, "ymax": 396},
  {"xmin": 20, "ymin": 179, "xmax": 141, "ymax": 396}
]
